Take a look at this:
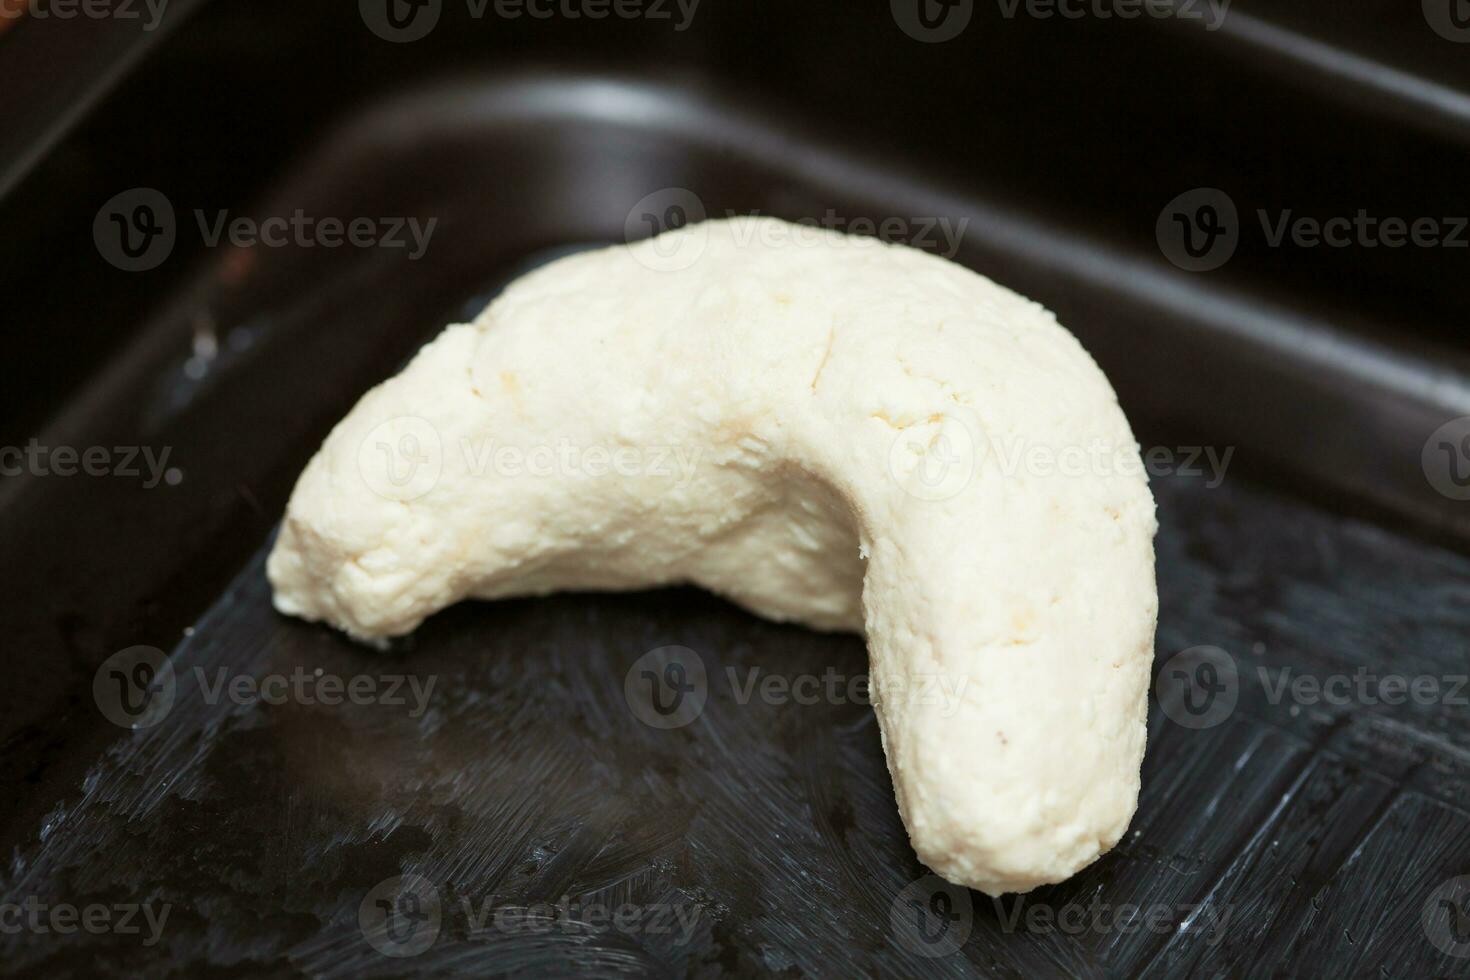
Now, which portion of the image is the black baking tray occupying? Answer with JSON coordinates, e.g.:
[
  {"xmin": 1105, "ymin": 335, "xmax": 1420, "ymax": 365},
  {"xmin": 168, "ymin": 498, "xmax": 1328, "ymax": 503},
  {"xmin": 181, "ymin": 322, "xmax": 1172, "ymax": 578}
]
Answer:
[{"xmin": 2, "ymin": 2, "xmax": 1469, "ymax": 977}]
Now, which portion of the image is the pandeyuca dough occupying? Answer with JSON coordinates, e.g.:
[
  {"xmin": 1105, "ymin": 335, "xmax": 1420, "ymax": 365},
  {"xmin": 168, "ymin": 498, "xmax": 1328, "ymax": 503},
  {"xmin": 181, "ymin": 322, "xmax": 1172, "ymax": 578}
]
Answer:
[{"xmin": 268, "ymin": 217, "xmax": 1158, "ymax": 895}]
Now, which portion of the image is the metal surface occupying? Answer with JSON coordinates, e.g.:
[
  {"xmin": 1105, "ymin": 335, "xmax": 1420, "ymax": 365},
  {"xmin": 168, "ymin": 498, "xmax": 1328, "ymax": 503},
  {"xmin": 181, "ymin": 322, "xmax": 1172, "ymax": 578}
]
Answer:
[
  {"xmin": 0, "ymin": 0, "xmax": 207, "ymax": 199},
  {"xmin": 3, "ymin": 1, "xmax": 1470, "ymax": 976}
]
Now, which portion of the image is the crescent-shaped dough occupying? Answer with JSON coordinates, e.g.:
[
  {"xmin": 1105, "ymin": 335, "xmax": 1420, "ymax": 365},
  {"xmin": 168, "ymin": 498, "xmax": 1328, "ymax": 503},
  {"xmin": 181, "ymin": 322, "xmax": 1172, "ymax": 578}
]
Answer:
[{"xmin": 268, "ymin": 217, "xmax": 1158, "ymax": 895}]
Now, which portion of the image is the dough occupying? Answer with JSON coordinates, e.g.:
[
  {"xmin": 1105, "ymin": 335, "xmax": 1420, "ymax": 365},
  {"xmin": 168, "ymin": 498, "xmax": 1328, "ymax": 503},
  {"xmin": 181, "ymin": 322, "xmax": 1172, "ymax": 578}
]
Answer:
[{"xmin": 268, "ymin": 217, "xmax": 1158, "ymax": 895}]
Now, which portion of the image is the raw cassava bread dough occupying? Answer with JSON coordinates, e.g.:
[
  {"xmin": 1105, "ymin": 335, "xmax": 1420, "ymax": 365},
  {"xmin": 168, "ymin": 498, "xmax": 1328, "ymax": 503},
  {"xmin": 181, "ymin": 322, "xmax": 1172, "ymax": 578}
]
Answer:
[{"xmin": 268, "ymin": 216, "xmax": 1158, "ymax": 895}]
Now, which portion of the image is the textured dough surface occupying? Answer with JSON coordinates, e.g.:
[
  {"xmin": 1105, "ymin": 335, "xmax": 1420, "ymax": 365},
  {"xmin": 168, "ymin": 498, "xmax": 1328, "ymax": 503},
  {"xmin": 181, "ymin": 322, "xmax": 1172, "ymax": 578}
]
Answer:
[{"xmin": 268, "ymin": 217, "xmax": 1158, "ymax": 895}]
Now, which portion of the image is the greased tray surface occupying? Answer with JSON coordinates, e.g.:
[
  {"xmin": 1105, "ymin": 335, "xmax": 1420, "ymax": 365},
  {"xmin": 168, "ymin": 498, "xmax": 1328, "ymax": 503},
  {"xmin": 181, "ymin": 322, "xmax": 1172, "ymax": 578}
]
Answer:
[
  {"xmin": 4, "ymin": 12, "xmax": 1470, "ymax": 976},
  {"xmin": 5, "ymin": 471, "xmax": 1470, "ymax": 979}
]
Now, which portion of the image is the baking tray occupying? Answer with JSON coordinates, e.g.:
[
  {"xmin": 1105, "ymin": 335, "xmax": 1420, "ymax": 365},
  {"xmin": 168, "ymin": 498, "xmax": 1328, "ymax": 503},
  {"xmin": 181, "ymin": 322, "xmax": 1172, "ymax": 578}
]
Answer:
[{"xmin": 3, "ymin": 3, "xmax": 1470, "ymax": 977}]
